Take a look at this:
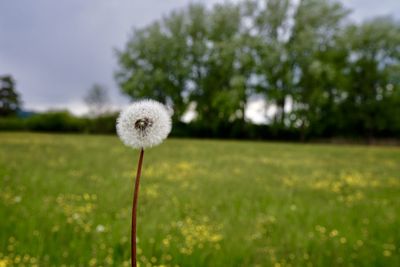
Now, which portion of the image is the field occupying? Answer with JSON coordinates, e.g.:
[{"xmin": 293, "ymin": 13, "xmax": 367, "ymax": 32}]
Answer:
[{"xmin": 0, "ymin": 133, "xmax": 399, "ymax": 267}]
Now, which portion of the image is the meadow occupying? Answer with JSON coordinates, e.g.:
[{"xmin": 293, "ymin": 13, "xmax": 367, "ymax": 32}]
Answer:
[{"xmin": 0, "ymin": 133, "xmax": 399, "ymax": 267}]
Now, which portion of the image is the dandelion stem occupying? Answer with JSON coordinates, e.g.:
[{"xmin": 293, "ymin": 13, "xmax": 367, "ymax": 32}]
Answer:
[{"xmin": 132, "ymin": 148, "xmax": 144, "ymax": 267}]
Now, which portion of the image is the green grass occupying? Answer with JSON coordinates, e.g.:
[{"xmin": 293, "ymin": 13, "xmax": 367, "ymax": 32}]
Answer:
[{"xmin": 0, "ymin": 133, "xmax": 399, "ymax": 267}]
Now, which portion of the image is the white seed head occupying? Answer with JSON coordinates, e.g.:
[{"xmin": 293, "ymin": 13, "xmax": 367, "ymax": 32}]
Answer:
[{"xmin": 116, "ymin": 99, "xmax": 172, "ymax": 149}]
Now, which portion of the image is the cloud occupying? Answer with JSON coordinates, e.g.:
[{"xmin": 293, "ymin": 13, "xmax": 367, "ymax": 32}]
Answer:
[{"xmin": 343, "ymin": 0, "xmax": 400, "ymax": 22}]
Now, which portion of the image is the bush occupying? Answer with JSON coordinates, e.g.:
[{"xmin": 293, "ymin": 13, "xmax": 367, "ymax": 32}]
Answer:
[
  {"xmin": 84, "ymin": 113, "xmax": 118, "ymax": 134},
  {"xmin": 27, "ymin": 111, "xmax": 84, "ymax": 132},
  {"xmin": 0, "ymin": 111, "xmax": 119, "ymax": 134},
  {"xmin": 170, "ymin": 120, "xmax": 301, "ymax": 140},
  {"xmin": 0, "ymin": 116, "xmax": 28, "ymax": 131}
]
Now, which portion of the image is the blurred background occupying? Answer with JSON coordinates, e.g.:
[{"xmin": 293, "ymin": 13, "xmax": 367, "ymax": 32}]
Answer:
[
  {"xmin": 1, "ymin": 0, "xmax": 400, "ymax": 142},
  {"xmin": 1, "ymin": 1, "xmax": 400, "ymax": 267}
]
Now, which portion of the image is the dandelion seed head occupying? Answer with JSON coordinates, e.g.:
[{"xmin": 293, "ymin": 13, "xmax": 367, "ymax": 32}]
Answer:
[{"xmin": 116, "ymin": 99, "xmax": 172, "ymax": 149}]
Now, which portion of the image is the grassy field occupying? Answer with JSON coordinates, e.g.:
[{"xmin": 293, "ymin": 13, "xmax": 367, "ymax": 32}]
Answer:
[{"xmin": 0, "ymin": 133, "xmax": 399, "ymax": 267}]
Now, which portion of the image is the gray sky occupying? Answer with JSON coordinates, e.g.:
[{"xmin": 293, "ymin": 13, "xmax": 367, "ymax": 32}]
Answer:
[{"xmin": 0, "ymin": 0, "xmax": 399, "ymax": 115}]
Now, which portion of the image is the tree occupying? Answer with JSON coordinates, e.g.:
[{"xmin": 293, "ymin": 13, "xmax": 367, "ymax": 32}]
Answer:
[
  {"xmin": 244, "ymin": 0, "xmax": 349, "ymax": 128},
  {"xmin": 338, "ymin": 18, "xmax": 400, "ymax": 138},
  {"xmin": 0, "ymin": 75, "xmax": 21, "ymax": 117},
  {"xmin": 115, "ymin": 10, "xmax": 190, "ymax": 121},
  {"xmin": 188, "ymin": 3, "xmax": 250, "ymax": 127},
  {"xmin": 115, "ymin": 0, "xmax": 400, "ymax": 139},
  {"xmin": 115, "ymin": 3, "xmax": 253, "ymax": 129},
  {"xmin": 84, "ymin": 84, "xmax": 110, "ymax": 117},
  {"xmin": 290, "ymin": 0, "xmax": 350, "ymax": 137}
]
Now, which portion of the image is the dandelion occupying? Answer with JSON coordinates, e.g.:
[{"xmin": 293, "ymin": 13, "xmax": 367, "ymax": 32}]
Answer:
[
  {"xmin": 116, "ymin": 99, "xmax": 172, "ymax": 149},
  {"xmin": 0, "ymin": 259, "xmax": 8, "ymax": 267},
  {"xmin": 116, "ymin": 99, "xmax": 172, "ymax": 267},
  {"xmin": 329, "ymin": 229, "xmax": 339, "ymax": 237},
  {"xmin": 383, "ymin": 250, "xmax": 391, "ymax": 257}
]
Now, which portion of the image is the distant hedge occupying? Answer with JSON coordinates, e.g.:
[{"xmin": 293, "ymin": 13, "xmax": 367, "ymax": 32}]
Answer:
[
  {"xmin": 0, "ymin": 112, "xmax": 302, "ymax": 140},
  {"xmin": 0, "ymin": 111, "xmax": 118, "ymax": 134},
  {"xmin": 1, "ymin": 111, "xmax": 399, "ymax": 142}
]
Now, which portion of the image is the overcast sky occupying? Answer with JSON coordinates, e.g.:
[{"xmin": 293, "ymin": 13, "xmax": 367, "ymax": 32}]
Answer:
[{"xmin": 0, "ymin": 0, "xmax": 399, "ymax": 116}]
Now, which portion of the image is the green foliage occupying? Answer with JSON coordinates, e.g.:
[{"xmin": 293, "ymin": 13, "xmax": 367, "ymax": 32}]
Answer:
[
  {"xmin": 115, "ymin": 0, "xmax": 400, "ymax": 139},
  {"xmin": 115, "ymin": 3, "xmax": 252, "ymax": 125},
  {"xmin": 0, "ymin": 111, "xmax": 118, "ymax": 134},
  {"xmin": 0, "ymin": 117, "xmax": 27, "ymax": 131},
  {"xmin": 337, "ymin": 18, "xmax": 400, "ymax": 138},
  {"xmin": 83, "ymin": 113, "xmax": 119, "ymax": 134},
  {"xmin": 1, "ymin": 133, "xmax": 399, "ymax": 266},
  {"xmin": 27, "ymin": 111, "xmax": 84, "ymax": 132},
  {"xmin": 0, "ymin": 75, "xmax": 21, "ymax": 117}
]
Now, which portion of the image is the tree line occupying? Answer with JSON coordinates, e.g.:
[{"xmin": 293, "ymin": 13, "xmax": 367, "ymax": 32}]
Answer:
[
  {"xmin": 115, "ymin": 0, "xmax": 400, "ymax": 140},
  {"xmin": 1, "ymin": 0, "xmax": 400, "ymax": 141}
]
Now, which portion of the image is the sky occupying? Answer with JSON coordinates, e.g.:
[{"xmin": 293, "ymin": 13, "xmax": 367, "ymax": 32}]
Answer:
[{"xmin": 1, "ymin": 0, "xmax": 400, "ymax": 120}]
